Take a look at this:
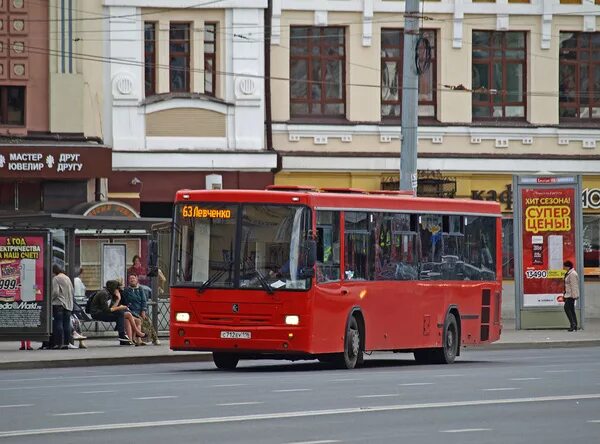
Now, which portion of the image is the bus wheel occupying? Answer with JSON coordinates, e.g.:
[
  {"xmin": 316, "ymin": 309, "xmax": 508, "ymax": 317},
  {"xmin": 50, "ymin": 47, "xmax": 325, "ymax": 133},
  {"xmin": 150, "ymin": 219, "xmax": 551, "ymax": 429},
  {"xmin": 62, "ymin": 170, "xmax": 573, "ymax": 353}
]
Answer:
[
  {"xmin": 430, "ymin": 313, "xmax": 459, "ymax": 364},
  {"xmin": 336, "ymin": 316, "xmax": 362, "ymax": 369},
  {"xmin": 212, "ymin": 352, "xmax": 240, "ymax": 370}
]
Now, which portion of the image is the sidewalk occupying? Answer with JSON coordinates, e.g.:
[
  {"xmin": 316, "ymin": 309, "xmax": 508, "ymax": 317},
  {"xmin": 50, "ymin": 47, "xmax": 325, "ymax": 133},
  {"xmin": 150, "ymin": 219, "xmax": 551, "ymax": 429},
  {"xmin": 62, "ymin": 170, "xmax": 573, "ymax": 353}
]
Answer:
[{"xmin": 1, "ymin": 320, "xmax": 598, "ymax": 370}]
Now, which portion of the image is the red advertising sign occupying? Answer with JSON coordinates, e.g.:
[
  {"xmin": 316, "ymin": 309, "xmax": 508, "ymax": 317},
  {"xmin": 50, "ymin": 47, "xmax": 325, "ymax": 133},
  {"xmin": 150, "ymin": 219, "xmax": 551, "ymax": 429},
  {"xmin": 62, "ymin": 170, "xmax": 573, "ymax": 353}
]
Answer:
[
  {"xmin": 522, "ymin": 188, "xmax": 576, "ymax": 307},
  {"xmin": 0, "ymin": 231, "xmax": 51, "ymax": 340}
]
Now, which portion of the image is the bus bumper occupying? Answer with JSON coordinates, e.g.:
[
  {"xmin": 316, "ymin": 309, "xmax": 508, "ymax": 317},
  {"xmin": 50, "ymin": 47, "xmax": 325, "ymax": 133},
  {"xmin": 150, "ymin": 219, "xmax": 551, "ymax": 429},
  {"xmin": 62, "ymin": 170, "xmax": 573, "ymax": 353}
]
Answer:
[{"xmin": 170, "ymin": 323, "xmax": 310, "ymax": 353}]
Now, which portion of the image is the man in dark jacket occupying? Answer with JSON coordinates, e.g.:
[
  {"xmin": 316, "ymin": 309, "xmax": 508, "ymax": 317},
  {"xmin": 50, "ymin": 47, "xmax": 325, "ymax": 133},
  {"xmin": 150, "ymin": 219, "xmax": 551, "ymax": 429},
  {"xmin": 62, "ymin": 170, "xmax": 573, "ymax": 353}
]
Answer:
[{"xmin": 89, "ymin": 280, "xmax": 130, "ymax": 344}]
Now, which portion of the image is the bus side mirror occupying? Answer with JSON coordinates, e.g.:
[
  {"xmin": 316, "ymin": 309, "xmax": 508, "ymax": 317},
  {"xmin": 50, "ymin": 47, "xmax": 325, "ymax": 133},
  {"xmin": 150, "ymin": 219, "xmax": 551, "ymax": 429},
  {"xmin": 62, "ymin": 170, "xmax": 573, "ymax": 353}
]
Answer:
[{"xmin": 147, "ymin": 240, "xmax": 159, "ymax": 277}]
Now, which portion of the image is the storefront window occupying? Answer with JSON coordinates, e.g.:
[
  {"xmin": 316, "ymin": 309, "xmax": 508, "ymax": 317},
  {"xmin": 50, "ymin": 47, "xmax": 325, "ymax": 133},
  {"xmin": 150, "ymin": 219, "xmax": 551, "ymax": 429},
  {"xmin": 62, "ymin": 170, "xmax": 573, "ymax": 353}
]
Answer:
[
  {"xmin": 583, "ymin": 215, "xmax": 600, "ymax": 279},
  {"xmin": 502, "ymin": 217, "xmax": 514, "ymax": 279}
]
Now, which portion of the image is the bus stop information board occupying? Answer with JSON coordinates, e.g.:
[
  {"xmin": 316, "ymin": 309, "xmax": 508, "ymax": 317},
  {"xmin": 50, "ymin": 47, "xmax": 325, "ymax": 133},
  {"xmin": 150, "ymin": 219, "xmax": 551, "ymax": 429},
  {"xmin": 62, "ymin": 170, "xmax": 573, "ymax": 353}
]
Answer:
[
  {"xmin": 521, "ymin": 187, "xmax": 576, "ymax": 307},
  {"xmin": 0, "ymin": 231, "xmax": 51, "ymax": 341}
]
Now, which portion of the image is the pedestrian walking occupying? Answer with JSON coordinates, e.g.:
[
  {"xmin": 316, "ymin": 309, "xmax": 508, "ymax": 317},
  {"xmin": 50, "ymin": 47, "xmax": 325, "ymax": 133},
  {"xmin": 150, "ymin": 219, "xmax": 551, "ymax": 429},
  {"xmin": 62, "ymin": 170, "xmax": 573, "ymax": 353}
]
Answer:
[{"xmin": 563, "ymin": 260, "xmax": 580, "ymax": 331}]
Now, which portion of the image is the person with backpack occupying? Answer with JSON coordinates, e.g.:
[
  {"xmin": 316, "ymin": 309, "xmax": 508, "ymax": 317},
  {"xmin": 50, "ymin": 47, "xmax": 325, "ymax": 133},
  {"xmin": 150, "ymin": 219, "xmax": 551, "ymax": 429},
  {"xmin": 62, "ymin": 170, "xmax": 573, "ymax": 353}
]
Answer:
[{"xmin": 89, "ymin": 280, "xmax": 145, "ymax": 345}]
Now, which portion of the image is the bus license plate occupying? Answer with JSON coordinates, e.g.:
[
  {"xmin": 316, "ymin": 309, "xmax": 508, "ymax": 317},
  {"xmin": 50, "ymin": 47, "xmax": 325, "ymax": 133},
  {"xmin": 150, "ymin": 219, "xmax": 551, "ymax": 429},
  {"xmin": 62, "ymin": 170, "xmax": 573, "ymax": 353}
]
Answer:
[{"xmin": 220, "ymin": 331, "xmax": 251, "ymax": 339}]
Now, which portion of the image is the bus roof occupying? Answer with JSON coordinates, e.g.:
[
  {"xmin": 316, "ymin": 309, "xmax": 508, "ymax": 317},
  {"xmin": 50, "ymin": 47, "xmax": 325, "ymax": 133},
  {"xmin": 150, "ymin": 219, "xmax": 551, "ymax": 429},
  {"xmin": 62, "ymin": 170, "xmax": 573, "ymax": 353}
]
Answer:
[{"xmin": 174, "ymin": 188, "xmax": 502, "ymax": 216}]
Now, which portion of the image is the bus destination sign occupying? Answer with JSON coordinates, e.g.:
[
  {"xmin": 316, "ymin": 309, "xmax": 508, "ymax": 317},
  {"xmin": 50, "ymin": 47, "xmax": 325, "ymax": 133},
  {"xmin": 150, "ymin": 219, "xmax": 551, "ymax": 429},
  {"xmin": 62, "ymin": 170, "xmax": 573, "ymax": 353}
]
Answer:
[{"xmin": 181, "ymin": 206, "xmax": 232, "ymax": 219}]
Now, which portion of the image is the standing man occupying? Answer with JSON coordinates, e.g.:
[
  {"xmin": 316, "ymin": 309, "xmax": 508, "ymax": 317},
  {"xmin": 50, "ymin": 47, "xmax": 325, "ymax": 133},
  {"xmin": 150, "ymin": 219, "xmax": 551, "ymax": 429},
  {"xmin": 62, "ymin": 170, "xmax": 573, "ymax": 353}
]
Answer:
[
  {"xmin": 51, "ymin": 264, "xmax": 74, "ymax": 349},
  {"xmin": 563, "ymin": 260, "xmax": 580, "ymax": 332}
]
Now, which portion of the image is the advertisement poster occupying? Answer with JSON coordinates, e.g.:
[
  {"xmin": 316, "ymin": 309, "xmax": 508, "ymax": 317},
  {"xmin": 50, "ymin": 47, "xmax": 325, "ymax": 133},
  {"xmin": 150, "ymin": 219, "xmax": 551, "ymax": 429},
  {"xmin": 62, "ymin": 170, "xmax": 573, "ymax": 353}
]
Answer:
[
  {"xmin": 0, "ymin": 231, "xmax": 51, "ymax": 340},
  {"xmin": 522, "ymin": 188, "xmax": 576, "ymax": 307}
]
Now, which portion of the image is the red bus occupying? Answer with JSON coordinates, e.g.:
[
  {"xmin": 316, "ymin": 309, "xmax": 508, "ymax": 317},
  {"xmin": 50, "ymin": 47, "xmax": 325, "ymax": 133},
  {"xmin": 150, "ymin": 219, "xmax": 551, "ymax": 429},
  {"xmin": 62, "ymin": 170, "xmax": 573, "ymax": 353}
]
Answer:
[{"xmin": 169, "ymin": 186, "xmax": 502, "ymax": 369}]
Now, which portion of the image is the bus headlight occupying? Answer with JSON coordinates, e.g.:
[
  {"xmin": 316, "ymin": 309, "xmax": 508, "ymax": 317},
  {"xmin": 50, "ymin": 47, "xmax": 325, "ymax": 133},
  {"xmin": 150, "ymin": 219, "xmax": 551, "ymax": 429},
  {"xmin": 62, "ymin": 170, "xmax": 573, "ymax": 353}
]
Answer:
[
  {"xmin": 285, "ymin": 315, "xmax": 300, "ymax": 325},
  {"xmin": 176, "ymin": 312, "xmax": 191, "ymax": 322}
]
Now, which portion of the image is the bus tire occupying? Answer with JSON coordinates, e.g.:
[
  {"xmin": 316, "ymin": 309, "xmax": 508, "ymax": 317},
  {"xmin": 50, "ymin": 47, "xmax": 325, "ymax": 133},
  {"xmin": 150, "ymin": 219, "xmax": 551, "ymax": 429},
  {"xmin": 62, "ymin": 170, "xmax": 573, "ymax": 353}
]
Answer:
[
  {"xmin": 335, "ymin": 316, "xmax": 362, "ymax": 369},
  {"xmin": 430, "ymin": 313, "xmax": 459, "ymax": 364},
  {"xmin": 213, "ymin": 352, "xmax": 239, "ymax": 370}
]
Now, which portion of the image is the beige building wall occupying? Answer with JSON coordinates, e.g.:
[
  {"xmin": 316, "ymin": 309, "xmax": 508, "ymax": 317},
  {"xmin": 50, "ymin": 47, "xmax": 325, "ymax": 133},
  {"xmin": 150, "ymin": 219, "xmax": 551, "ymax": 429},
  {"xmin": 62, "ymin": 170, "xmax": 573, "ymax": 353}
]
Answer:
[
  {"xmin": 271, "ymin": 11, "xmax": 600, "ymax": 157},
  {"xmin": 49, "ymin": 0, "xmax": 104, "ymax": 138}
]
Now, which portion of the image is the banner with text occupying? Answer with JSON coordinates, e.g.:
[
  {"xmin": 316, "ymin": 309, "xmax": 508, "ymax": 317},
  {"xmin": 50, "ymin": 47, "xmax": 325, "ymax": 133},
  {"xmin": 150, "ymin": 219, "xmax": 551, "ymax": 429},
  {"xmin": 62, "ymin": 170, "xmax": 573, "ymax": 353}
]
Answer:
[
  {"xmin": 522, "ymin": 188, "xmax": 576, "ymax": 307},
  {"xmin": 0, "ymin": 231, "xmax": 51, "ymax": 340}
]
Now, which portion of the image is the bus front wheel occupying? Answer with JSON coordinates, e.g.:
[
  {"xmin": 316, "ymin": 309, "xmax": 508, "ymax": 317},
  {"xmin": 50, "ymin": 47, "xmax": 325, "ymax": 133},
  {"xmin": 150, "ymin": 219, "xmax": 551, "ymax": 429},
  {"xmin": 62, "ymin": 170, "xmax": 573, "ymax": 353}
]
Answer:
[
  {"xmin": 335, "ymin": 316, "xmax": 362, "ymax": 369},
  {"xmin": 213, "ymin": 352, "xmax": 240, "ymax": 370}
]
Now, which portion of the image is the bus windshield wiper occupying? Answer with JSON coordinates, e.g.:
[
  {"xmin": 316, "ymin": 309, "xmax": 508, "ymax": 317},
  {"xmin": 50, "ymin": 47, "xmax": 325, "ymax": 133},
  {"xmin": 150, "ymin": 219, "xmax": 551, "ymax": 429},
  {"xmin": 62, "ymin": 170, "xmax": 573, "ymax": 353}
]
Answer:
[
  {"xmin": 243, "ymin": 259, "xmax": 274, "ymax": 294},
  {"xmin": 197, "ymin": 270, "xmax": 226, "ymax": 293},
  {"xmin": 253, "ymin": 268, "xmax": 274, "ymax": 294}
]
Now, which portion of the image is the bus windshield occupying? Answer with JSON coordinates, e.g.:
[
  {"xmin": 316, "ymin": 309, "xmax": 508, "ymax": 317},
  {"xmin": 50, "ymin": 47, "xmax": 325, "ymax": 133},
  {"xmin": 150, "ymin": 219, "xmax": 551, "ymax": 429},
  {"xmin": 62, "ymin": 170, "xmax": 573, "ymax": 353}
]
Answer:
[{"xmin": 172, "ymin": 202, "xmax": 312, "ymax": 291}]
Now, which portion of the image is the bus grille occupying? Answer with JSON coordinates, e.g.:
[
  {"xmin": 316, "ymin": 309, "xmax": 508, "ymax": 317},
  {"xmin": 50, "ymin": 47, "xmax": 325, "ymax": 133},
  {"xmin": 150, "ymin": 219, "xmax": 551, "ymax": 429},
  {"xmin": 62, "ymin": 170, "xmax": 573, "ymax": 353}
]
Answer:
[{"xmin": 200, "ymin": 315, "xmax": 271, "ymax": 325}]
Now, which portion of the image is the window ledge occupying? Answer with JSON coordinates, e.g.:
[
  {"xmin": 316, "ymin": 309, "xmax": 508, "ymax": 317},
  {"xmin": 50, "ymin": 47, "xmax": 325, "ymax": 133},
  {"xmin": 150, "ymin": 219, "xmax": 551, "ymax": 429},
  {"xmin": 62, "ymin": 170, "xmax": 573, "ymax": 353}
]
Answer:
[
  {"xmin": 287, "ymin": 116, "xmax": 350, "ymax": 125},
  {"xmin": 143, "ymin": 92, "xmax": 231, "ymax": 107}
]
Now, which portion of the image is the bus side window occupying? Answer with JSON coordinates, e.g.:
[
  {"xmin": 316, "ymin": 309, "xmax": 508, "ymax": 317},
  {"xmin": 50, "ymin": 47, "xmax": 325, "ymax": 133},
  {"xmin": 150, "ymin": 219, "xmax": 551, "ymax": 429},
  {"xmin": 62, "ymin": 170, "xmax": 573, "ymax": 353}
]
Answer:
[
  {"xmin": 419, "ymin": 214, "xmax": 443, "ymax": 281},
  {"xmin": 316, "ymin": 211, "xmax": 340, "ymax": 283},
  {"xmin": 344, "ymin": 211, "xmax": 371, "ymax": 280}
]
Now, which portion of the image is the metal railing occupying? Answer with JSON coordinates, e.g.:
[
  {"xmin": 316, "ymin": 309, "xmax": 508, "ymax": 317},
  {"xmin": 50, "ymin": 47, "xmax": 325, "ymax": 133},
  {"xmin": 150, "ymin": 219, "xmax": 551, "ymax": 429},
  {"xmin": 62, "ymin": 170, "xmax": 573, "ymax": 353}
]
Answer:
[{"xmin": 81, "ymin": 297, "xmax": 171, "ymax": 337}]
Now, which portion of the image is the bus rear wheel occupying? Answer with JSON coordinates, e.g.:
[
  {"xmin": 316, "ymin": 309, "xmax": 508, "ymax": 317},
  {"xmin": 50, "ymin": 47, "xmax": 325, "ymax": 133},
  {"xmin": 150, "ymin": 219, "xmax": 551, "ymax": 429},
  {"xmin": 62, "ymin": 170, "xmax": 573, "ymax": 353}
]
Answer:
[
  {"xmin": 334, "ymin": 316, "xmax": 362, "ymax": 369},
  {"xmin": 414, "ymin": 313, "xmax": 459, "ymax": 365},
  {"xmin": 213, "ymin": 352, "xmax": 240, "ymax": 370}
]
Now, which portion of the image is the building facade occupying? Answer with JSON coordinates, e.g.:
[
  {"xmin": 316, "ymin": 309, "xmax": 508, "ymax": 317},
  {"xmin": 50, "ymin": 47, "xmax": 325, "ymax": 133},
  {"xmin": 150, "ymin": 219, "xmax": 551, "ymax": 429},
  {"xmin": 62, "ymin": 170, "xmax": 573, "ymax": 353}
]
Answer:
[
  {"xmin": 269, "ymin": 0, "xmax": 600, "ymax": 317},
  {"xmin": 104, "ymin": 0, "xmax": 276, "ymax": 217}
]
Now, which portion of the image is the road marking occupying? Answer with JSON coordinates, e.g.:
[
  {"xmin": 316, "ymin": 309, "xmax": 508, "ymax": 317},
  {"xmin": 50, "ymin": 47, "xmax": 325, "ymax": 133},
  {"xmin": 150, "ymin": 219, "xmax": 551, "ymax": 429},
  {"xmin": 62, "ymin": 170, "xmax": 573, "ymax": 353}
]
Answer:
[
  {"xmin": 217, "ymin": 402, "xmax": 264, "ymax": 406},
  {"xmin": 0, "ymin": 404, "xmax": 33, "ymax": 409},
  {"xmin": 2, "ymin": 393, "xmax": 600, "ymax": 438},
  {"xmin": 133, "ymin": 396, "xmax": 178, "ymax": 400},
  {"xmin": 80, "ymin": 390, "xmax": 117, "ymax": 394},
  {"xmin": 211, "ymin": 384, "xmax": 247, "ymax": 388},
  {"xmin": 50, "ymin": 412, "xmax": 104, "ymax": 417},
  {"xmin": 441, "ymin": 428, "xmax": 492, "ymax": 433},
  {"xmin": 283, "ymin": 441, "xmax": 341, "ymax": 444},
  {"xmin": 330, "ymin": 378, "xmax": 362, "ymax": 382},
  {"xmin": 587, "ymin": 420, "xmax": 600, "ymax": 423},
  {"xmin": 357, "ymin": 394, "xmax": 399, "ymax": 399},
  {"xmin": 431, "ymin": 374, "xmax": 463, "ymax": 378},
  {"xmin": 398, "ymin": 383, "xmax": 434, "ymax": 386},
  {"xmin": 0, "ymin": 372, "xmax": 175, "ymax": 384},
  {"xmin": 545, "ymin": 370, "xmax": 575, "ymax": 373},
  {"xmin": 0, "ymin": 378, "xmax": 206, "ymax": 391},
  {"xmin": 482, "ymin": 388, "xmax": 519, "ymax": 392},
  {"xmin": 273, "ymin": 389, "xmax": 312, "ymax": 393},
  {"xmin": 509, "ymin": 378, "xmax": 541, "ymax": 381}
]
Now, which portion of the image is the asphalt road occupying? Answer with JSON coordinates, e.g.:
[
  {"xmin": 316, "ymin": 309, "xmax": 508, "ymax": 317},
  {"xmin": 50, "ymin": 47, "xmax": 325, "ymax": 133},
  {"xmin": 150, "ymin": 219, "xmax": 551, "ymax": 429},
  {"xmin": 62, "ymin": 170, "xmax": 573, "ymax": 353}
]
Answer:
[{"xmin": 0, "ymin": 347, "xmax": 599, "ymax": 444}]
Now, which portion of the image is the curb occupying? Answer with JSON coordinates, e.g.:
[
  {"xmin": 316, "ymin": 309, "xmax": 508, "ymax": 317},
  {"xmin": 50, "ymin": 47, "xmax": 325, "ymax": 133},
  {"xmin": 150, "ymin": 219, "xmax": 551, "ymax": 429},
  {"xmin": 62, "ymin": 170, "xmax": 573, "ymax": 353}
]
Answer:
[
  {"xmin": 2, "ymin": 341, "xmax": 600, "ymax": 370},
  {"xmin": 0, "ymin": 353, "xmax": 214, "ymax": 371},
  {"xmin": 471, "ymin": 340, "xmax": 600, "ymax": 351}
]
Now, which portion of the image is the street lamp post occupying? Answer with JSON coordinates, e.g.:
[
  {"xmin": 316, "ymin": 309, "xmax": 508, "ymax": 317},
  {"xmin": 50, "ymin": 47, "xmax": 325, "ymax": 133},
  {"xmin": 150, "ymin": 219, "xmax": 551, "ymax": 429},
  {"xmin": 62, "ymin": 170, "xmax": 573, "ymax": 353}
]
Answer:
[{"xmin": 399, "ymin": 0, "xmax": 420, "ymax": 194}]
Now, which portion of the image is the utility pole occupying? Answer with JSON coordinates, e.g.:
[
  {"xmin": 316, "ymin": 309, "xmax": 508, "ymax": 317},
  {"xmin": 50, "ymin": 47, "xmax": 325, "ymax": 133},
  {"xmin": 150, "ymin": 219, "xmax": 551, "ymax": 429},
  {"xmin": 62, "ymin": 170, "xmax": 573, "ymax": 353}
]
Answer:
[{"xmin": 399, "ymin": 0, "xmax": 420, "ymax": 194}]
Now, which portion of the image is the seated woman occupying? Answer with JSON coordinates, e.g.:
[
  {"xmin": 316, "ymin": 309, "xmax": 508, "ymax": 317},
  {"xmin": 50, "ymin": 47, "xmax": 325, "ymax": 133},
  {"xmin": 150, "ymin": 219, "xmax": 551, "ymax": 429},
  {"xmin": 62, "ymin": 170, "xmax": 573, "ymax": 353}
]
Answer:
[{"xmin": 89, "ymin": 280, "xmax": 145, "ymax": 345}]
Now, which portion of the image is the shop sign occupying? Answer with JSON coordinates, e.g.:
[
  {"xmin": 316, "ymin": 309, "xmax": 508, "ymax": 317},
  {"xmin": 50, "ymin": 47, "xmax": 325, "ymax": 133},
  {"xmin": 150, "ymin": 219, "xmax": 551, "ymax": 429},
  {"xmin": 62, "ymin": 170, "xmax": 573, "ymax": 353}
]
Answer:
[
  {"xmin": 471, "ymin": 184, "xmax": 513, "ymax": 211},
  {"xmin": 83, "ymin": 202, "xmax": 139, "ymax": 218},
  {"xmin": 521, "ymin": 188, "xmax": 576, "ymax": 307},
  {"xmin": 582, "ymin": 188, "xmax": 600, "ymax": 210},
  {"xmin": 471, "ymin": 184, "xmax": 600, "ymax": 212},
  {"xmin": 0, "ymin": 146, "xmax": 111, "ymax": 179},
  {"xmin": 0, "ymin": 231, "xmax": 51, "ymax": 341}
]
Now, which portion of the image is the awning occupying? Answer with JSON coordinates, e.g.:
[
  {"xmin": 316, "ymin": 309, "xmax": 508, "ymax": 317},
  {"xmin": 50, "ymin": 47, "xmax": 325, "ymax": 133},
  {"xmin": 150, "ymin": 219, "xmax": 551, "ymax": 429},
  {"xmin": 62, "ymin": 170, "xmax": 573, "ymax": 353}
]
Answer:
[{"xmin": 0, "ymin": 213, "xmax": 170, "ymax": 231}]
